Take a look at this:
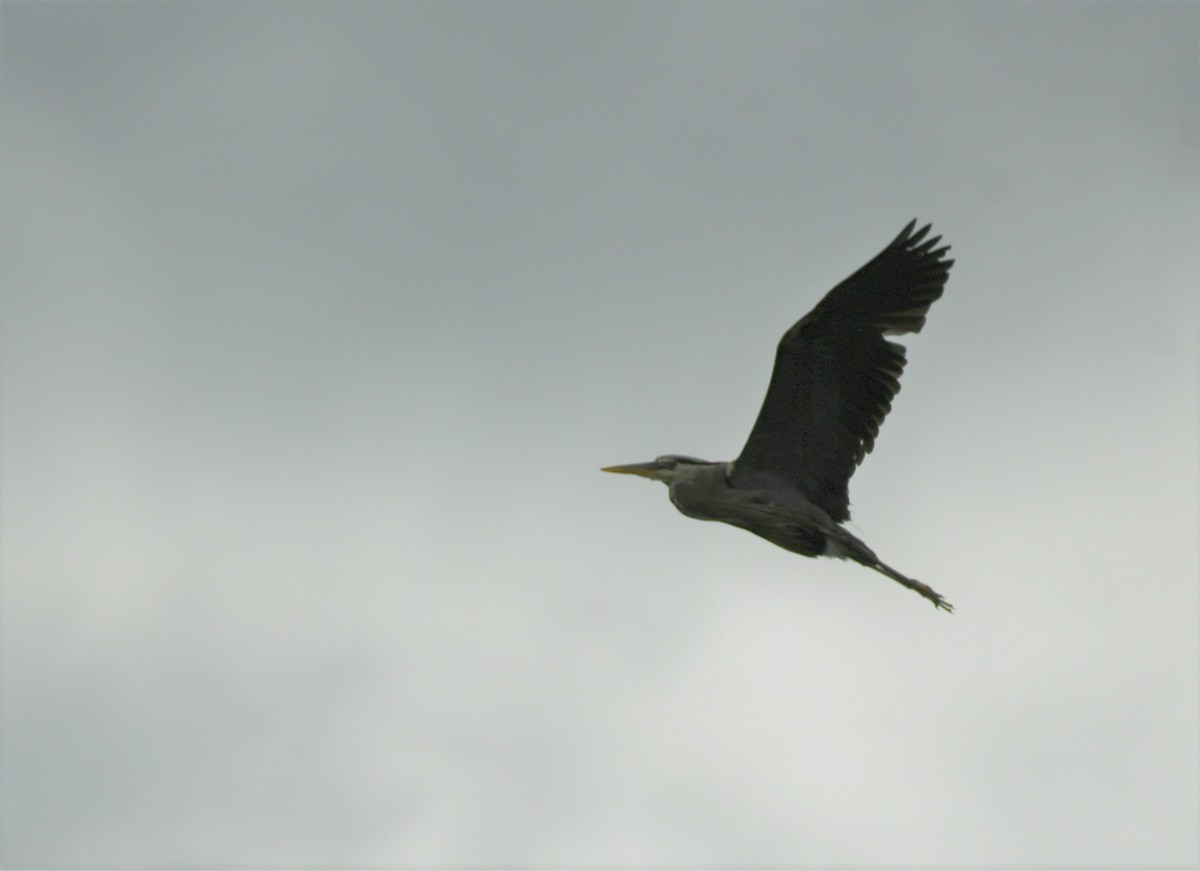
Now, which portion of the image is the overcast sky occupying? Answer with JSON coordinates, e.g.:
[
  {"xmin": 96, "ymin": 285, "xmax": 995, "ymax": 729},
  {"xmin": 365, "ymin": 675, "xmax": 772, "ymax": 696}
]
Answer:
[{"xmin": 3, "ymin": 2, "xmax": 1197, "ymax": 867}]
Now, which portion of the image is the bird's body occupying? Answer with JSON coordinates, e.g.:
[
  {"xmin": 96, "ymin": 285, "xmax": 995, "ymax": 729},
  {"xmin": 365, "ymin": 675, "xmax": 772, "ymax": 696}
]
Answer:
[{"xmin": 603, "ymin": 220, "xmax": 955, "ymax": 611}]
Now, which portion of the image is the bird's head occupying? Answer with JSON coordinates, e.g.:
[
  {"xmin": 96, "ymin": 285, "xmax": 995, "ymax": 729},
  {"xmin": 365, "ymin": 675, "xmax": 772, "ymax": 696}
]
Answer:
[{"xmin": 600, "ymin": 455, "xmax": 711, "ymax": 484}]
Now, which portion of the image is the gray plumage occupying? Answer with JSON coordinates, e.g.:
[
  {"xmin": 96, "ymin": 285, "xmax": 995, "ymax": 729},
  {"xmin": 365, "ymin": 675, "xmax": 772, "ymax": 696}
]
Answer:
[{"xmin": 603, "ymin": 220, "xmax": 954, "ymax": 611}]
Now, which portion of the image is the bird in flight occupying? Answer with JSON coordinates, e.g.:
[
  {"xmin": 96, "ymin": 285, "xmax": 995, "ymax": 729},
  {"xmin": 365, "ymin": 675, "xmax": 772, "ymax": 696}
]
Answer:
[{"xmin": 603, "ymin": 220, "xmax": 955, "ymax": 611}]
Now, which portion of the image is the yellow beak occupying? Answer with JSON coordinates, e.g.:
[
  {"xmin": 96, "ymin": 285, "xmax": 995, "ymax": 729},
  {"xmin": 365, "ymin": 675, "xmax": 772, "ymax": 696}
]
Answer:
[{"xmin": 600, "ymin": 462, "xmax": 662, "ymax": 478}]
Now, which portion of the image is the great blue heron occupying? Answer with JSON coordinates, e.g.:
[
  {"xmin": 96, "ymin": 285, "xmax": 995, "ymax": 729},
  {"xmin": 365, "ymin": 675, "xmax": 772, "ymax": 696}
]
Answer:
[{"xmin": 603, "ymin": 220, "xmax": 955, "ymax": 611}]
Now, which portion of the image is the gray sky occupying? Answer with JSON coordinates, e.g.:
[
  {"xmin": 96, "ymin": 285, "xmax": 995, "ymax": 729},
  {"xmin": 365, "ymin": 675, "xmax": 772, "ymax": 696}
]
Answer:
[{"xmin": 2, "ymin": 1, "xmax": 1197, "ymax": 867}]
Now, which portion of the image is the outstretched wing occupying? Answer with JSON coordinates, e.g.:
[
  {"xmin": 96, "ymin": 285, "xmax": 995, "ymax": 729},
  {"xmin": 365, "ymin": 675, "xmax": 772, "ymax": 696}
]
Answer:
[{"xmin": 731, "ymin": 220, "xmax": 953, "ymax": 522}]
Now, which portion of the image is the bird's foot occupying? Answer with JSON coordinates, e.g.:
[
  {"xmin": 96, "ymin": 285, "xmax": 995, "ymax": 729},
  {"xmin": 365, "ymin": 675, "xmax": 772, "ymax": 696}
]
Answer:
[
  {"xmin": 876, "ymin": 562, "xmax": 953, "ymax": 613},
  {"xmin": 929, "ymin": 592, "xmax": 954, "ymax": 613},
  {"xmin": 913, "ymin": 580, "xmax": 953, "ymax": 613}
]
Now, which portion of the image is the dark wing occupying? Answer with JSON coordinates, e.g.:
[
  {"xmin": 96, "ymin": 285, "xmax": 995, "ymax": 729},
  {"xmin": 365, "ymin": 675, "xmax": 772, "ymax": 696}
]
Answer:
[{"xmin": 731, "ymin": 220, "xmax": 953, "ymax": 522}]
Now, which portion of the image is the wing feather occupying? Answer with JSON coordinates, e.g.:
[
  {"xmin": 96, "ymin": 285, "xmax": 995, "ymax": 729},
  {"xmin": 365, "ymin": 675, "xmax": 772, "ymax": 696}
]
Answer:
[{"xmin": 731, "ymin": 220, "xmax": 953, "ymax": 521}]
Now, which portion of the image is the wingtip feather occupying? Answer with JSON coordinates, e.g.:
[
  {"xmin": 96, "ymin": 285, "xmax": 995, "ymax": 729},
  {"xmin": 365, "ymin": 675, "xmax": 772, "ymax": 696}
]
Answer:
[
  {"xmin": 907, "ymin": 223, "xmax": 932, "ymax": 247},
  {"xmin": 890, "ymin": 218, "xmax": 918, "ymax": 247}
]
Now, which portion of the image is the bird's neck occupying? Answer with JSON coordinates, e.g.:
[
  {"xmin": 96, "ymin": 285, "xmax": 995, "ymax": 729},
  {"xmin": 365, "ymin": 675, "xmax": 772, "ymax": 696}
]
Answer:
[{"xmin": 668, "ymin": 462, "xmax": 732, "ymax": 520}]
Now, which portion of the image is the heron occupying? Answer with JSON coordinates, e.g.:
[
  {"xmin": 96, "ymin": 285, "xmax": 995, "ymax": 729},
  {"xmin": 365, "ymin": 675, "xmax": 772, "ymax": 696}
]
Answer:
[{"xmin": 603, "ymin": 220, "xmax": 955, "ymax": 611}]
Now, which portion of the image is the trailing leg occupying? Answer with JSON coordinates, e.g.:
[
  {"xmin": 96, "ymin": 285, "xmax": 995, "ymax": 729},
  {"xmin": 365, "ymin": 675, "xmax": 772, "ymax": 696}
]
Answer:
[
  {"xmin": 822, "ymin": 525, "xmax": 953, "ymax": 612},
  {"xmin": 869, "ymin": 559, "xmax": 953, "ymax": 612}
]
